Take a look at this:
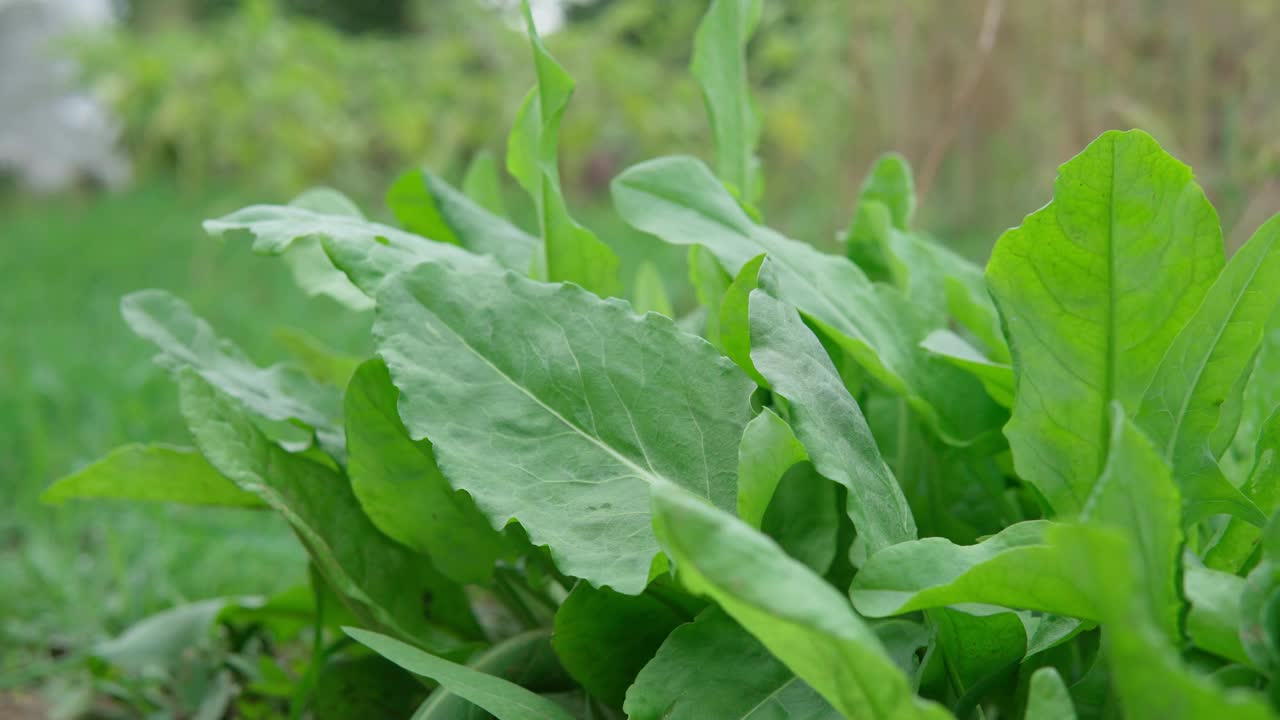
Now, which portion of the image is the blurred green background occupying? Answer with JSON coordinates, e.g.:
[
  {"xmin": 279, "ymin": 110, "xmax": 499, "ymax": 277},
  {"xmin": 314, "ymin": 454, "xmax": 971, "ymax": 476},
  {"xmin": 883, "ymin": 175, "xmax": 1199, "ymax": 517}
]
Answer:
[{"xmin": 4, "ymin": 0, "xmax": 1280, "ymax": 714}]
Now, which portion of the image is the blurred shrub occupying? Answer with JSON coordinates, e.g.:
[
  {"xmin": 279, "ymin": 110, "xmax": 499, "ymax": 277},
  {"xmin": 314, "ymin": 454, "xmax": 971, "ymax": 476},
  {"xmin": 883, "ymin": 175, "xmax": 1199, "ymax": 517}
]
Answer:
[
  {"xmin": 78, "ymin": 0, "xmax": 1280, "ymax": 249},
  {"xmin": 76, "ymin": 0, "xmax": 525, "ymax": 200}
]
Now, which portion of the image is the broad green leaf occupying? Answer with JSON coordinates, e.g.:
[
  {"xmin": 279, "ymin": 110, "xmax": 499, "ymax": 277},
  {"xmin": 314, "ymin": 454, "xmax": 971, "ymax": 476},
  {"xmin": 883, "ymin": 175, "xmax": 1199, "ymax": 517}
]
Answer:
[
  {"xmin": 650, "ymin": 484, "xmax": 949, "ymax": 719},
  {"xmin": 414, "ymin": 630, "xmax": 575, "ymax": 720},
  {"xmin": 929, "ymin": 607, "xmax": 1026, "ymax": 695},
  {"xmin": 1056, "ymin": 525, "xmax": 1274, "ymax": 720},
  {"xmin": 206, "ymin": 188, "xmax": 369, "ymax": 310},
  {"xmin": 344, "ymin": 359, "xmax": 513, "ymax": 585},
  {"xmin": 179, "ymin": 372, "xmax": 480, "ymax": 648},
  {"xmin": 919, "ymin": 329, "xmax": 1014, "ymax": 407},
  {"xmin": 625, "ymin": 608, "xmax": 840, "ymax": 720},
  {"xmin": 844, "ymin": 154, "xmax": 914, "ymax": 281},
  {"xmin": 272, "ymin": 325, "xmax": 361, "ymax": 389},
  {"xmin": 944, "ymin": 271, "xmax": 1011, "ymax": 364},
  {"xmin": 506, "ymin": 4, "xmax": 620, "ymax": 297},
  {"xmin": 1079, "ymin": 403, "xmax": 1183, "ymax": 642},
  {"xmin": 736, "ymin": 407, "xmax": 808, "ymax": 529},
  {"xmin": 632, "ymin": 262, "xmax": 673, "ymax": 317},
  {"xmin": 613, "ymin": 156, "xmax": 1004, "ymax": 445},
  {"xmin": 277, "ymin": 187, "xmax": 375, "ymax": 311},
  {"xmin": 762, "ymin": 462, "xmax": 839, "ymax": 573},
  {"xmin": 373, "ymin": 262, "xmax": 754, "ymax": 594},
  {"xmin": 691, "ymin": 0, "xmax": 763, "ymax": 202},
  {"xmin": 1023, "ymin": 615, "xmax": 1086, "ymax": 659},
  {"xmin": 1207, "ymin": 406, "xmax": 1280, "ymax": 572},
  {"xmin": 1184, "ymin": 562, "xmax": 1250, "ymax": 665},
  {"xmin": 718, "ymin": 252, "xmax": 767, "ymax": 385},
  {"xmin": 986, "ymin": 130, "xmax": 1225, "ymax": 517},
  {"xmin": 462, "ymin": 149, "xmax": 507, "ymax": 216},
  {"xmin": 121, "ymin": 289, "xmax": 343, "ymax": 454},
  {"xmin": 749, "ymin": 287, "xmax": 917, "ymax": 554},
  {"xmin": 386, "ymin": 168, "xmax": 536, "ymax": 272},
  {"xmin": 42, "ymin": 444, "xmax": 264, "ymax": 508},
  {"xmin": 551, "ymin": 583, "xmax": 689, "ymax": 707},
  {"xmin": 345, "ymin": 628, "xmax": 576, "ymax": 720},
  {"xmin": 320, "ymin": 222, "xmax": 499, "ymax": 299},
  {"xmin": 1137, "ymin": 213, "xmax": 1280, "ymax": 524},
  {"xmin": 850, "ymin": 521, "xmax": 1097, "ymax": 620},
  {"xmin": 207, "ymin": 197, "xmax": 491, "ymax": 308},
  {"xmin": 1025, "ymin": 667, "xmax": 1076, "ymax": 720},
  {"xmin": 688, "ymin": 244, "xmax": 732, "ymax": 345}
]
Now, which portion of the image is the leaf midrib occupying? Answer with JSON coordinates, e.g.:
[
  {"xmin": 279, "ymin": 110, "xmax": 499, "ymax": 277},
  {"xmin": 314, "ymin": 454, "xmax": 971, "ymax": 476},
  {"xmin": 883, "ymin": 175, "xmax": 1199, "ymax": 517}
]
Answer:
[{"xmin": 1102, "ymin": 138, "xmax": 1119, "ymax": 476}]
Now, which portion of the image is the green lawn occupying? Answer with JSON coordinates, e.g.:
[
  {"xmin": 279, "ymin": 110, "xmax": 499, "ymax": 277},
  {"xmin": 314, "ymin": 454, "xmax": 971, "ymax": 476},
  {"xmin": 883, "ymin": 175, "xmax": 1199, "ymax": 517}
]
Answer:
[{"xmin": 0, "ymin": 181, "xmax": 370, "ymax": 685}]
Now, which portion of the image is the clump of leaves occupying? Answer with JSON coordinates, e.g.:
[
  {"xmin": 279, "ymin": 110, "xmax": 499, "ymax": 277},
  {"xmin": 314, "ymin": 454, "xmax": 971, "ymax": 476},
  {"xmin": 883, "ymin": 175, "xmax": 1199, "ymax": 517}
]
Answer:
[{"xmin": 46, "ymin": 0, "xmax": 1280, "ymax": 717}]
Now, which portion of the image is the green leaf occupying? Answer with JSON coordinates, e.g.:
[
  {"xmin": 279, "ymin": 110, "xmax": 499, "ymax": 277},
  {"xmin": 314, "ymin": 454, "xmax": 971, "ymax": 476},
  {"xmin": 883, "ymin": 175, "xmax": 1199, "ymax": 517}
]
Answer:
[
  {"xmin": 650, "ymin": 483, "xmax": 950, "ymax": 719},
  {"xmin": 986, "ymin": 129, "xmax": 1225, "ymax": 517},
  {"xmin": 414, "ymin": 629, "xmax": 575, "ymax": 720},
  {"xmin": 551, "ymin": 583, "xmax": 689, "ymax": 708},
  {"xmin": 944, "ymin": 270, "xmax": 1011, "ymax": 364},
  {"xmin": 688, "ymin": 244, "xmax": 732, "ymax": 345},
  {"xmin": 736, "ymin": 407, "xmax": 808, "ymax": 529},
  {"xmin": 613, "ymin": 156, "xmax": 1004, "ymax": 445},
  {"xmin": 121, "ymin": 289, "xmax": 343, "ymax": 455},
  {"xmin": 749, "ymin": 287, "xmax": 917, "ymax": 554},
  {"xmin": 919, "ymin": 329, "xmax": 1014, "ymax": 408},
  {"xmin": 1238, "ymin": 517, "xmax": 1280, "ymax": 673},
  {"xmin": 178, "ymin": 371, "xmax": 480, "ymax": 648},
  {"xmin": 345, "ymin": 628, "xmax": 576, "ymax": 720},
  {"xmin": 854, "ymin": 406, "xmax": 1183, "ymax": 632},
  {"xmin": 386, "ymin": 168, "xmax": 536, "ymax": 272},
  {"xmin": 864, "ymin": 397, "xmax": 1011, "ymax": 546},
  {"xmin": 718, "ymin": 252, "xmax": 767, "ymax": 385},
  {"xmin": 930, "ymin": 607, "xmax": 1027, "ymax": 694},
  {"xmin": 632, "ymin": 262, "xmax": 674, "ymax": 317},
  {"xmin": 762, "ymin": 462, "xmax": 839, "ymax": 574},
  {"xmin": 1025, "ymin": 667, "xmax": 1076, "ymax": 720},
  {"xmin": 42, "ymin": 444, "xmax": 264, "ymax": 508},
  {"xmin": 844, "ymin": 154, "xmax": 914, "ymax": 280},
  {"xmin": 320, "ymin": 221, "xmax": 499, "ymax": 300},
  {"xmin": 344, "ymin": 359, "xmax": 514, "ymax": 585},
  {"xmin": 462, "ymin": 149, "xmax": 507, "ymax": 216},
  {"xmin": 207, "ymin": 197, "xmax": 491, "ymax": 308},
  {"xmin": 373, "ymin": 262, "xmax": 754, "ymax": 594},
  {"xmin": 93, "ymin": 598, "xmax": 231, "ymax": 674},
  {"xmin": 850, "ymin": 521, "xmax": 1098, "ymax": 619},
  {"xmin": 1137, "ymin": 213, "xmax": 1280, "ymax": 524},
  {"xmin": 1207, "ymin": 406, "xmax": 1280, "ymax": 572},
  {"xmin": 506, "ymin": 4, "xmax": 620, "ymax": 297},
  {"xmin": 625, "ymin": 608, "xmax": 840, "ymax": 720},
  {"xmin": 270, "ymin": 326, "xmax": 361, "ymax": 391},
  {"xmin": 691, "ymin": 0, "xmax": 763, "ymax": 202},
  {"xmin": 1079, "ymin": 403, "xmax": 1183, "ymax": 642},
  {"xmin": 205, "ymin": 188, "xmax": 370, "ymax": 310},
  {"xmin": 1056, "ymin": 524, "xmax": 1274, "ymax": 720},
  {"xmin": 1184, "ymin": 562, "xmax": 1251, "ymax": 665},
  {"xmin": 312, "ymin": 654, "xmax": 428, "ymax": 720}
]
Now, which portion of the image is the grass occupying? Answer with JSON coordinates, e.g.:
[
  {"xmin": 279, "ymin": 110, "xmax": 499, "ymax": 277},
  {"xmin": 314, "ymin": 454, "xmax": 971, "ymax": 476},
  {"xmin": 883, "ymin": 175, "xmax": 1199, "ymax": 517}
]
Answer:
[{"xmin": 0, "ymin": 180, "xmax": 370, "ymax": 686}]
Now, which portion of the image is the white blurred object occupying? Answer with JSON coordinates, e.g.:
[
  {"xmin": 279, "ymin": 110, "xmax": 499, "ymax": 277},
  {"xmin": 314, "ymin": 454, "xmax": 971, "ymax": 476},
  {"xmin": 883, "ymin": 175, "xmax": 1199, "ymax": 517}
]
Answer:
[{"xmin": 0, "ymin": 0, "xmax": 130, "ymax": 191}]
